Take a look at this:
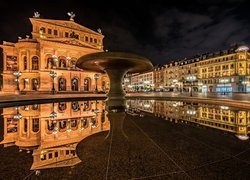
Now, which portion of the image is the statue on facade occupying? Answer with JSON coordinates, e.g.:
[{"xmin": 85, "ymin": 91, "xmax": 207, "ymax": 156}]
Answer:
[
  {"xmin": 67, "ymin": 12, "xmax": 75, "ymax": 21},
  {"xmin": 97, "ymin": 28, "xmax": 102, "ymax": 34},
  {"xmin": 33, "ymin": 12, "xmax": 40, "ymax": 18}
]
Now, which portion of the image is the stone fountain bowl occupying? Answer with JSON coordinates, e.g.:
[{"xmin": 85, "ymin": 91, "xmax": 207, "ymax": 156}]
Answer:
[{"xmin": 76, "ymin": 52, "xmax": 153, "ymax": 73}]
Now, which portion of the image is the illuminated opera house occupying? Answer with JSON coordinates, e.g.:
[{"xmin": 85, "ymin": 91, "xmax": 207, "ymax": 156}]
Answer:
[
  {"xmin": 0, "ymin": 100, "xmax": 109, "ymax": 170},
  {"xmin": 0, "ymin": 13, "xmax": 109, "ymax": 94}
]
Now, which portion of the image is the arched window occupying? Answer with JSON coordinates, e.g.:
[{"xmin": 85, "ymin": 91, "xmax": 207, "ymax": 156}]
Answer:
[
  {"xmin": 47, "ymin": 120, "xmax": 55, "ymax": 131},
  {"xmin": 83, "ymin": 101, "xmax": 91, "ymax": 111},
  {"xmin": 71, "ymin": 119, "xmax": 78, "ymax": 128},
  {"xmin": 32, "ymin": 118, "xmax": 39, "ymax": 133},
  {"xmin": 32, "ymin": 78, "xmax": 39, "ymax": 91},
  {"xmin": 59, "ymin": 57, "xmax": 66, "ymax": 68},
  {"xmin": 23, "ymin": 56, "xmax": 27, "ymax": 70},
  {"xmin": 71, "ymin": 60, "xmax": 76, "ymax": 68},
  {"xmin": 32, "ymin": 56, "xmax": 39, "ymax": 70},
  {"xmin": 81, "ymin": 118, "xmax": 88, "ymax": 129},
  {"xmin": 84, "ymin": 78, "xmax": 91, "ymax": 91},
  {"xmin": 90, "ymin": 118, "xmax": 97, "ymax": 128},
  {"xmin": 71, "ymin": 78, "xmax": 79, "ymax": 91},
  {"xmin": 59, "ymin": 120, "xmax": 67, "ymax": 130},
  {"xmin": 58, "ymin": 78, "xmax": 66, "ymax": 91},
  {"xmin": 58, "ymin": 102, "xmax": 67, "ymax": 112},
  {"xmin": 47, "ymin": 57, "xmax": 53, "ymax": 69},
  {"xmin": 72, "ymin": 101, "xmax": 80, "ymax": 111}
]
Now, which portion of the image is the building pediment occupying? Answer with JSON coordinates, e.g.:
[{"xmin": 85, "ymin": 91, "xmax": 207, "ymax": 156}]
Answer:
[
  {"xmin": 30, "ymin": 18, "xmax": 103, "ymax": 37},
  {"xmin": 42, "ymin": 38, "xmax": 100, "ymax": 49}
]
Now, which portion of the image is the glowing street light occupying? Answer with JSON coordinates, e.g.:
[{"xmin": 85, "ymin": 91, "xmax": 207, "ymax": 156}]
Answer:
[{"xmin": 50, "ymin": 71, "xmax": 57, "ymax": 94}]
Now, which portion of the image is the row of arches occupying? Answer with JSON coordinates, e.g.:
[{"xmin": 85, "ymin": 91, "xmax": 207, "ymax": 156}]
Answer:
[
  {"xmin": 46, "ymin": 56, "xmax": 77, "ymax": 69},
  {"xmin": 58, "ymin": 77, "xmax": 91, "ymax": 91},
  {"xmin": 23, "ymin": 56, "xmax": 39, "ymax": 70},
  {"xmin": 20, "ymin": 77, "xmax": 91, "ymax": 92}
]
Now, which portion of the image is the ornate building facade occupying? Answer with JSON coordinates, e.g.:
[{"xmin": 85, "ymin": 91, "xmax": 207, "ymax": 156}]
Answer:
[
  {"xmin": 125, "ymin": 44, "xmax": 250, "ymax": 93},
  {"xmin": 0, "ymin": 15, "xmax": 109, "ymax": 94}
]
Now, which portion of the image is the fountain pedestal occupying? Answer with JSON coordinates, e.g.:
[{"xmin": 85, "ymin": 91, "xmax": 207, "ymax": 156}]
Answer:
[
  {"xmin": 77, "ymin": 52, "xmax": 153, "ymax": 110},
  {"xmin": 105, "ymin": 69, "xmax": 127, "ymax": 111}
]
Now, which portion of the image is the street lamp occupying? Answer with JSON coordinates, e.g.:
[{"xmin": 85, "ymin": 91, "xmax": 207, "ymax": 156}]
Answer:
[
  {"xmin": 94, "ymin": 74, "xmax": 99, "ymax": 92},
  {"xmin": 13, "ymin": 71, "xmax": 22, "ymax": 93},
  {"xmin": 50, "ymin": 71, "xmax": 57, "ymax": 94},
  {"xmin": 186, "ymin": 75, "xmax": 196, "ymax": 97},
  {"xmin": 220, "ymin": 78, "xmax": 229, "ymax": 95}
]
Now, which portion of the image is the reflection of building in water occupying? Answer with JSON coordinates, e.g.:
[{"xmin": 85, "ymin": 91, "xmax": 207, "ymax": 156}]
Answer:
[
  {"xmin": 127, "ymin": 100, "xmax": 250, "ymax": 138},
  {"xmin": 126, "ymin": 99, "xmax": 154, "ymax": 113},
  {"xmin": 0, "ymin": 100, "xmax": 109, "ymax": 170}
]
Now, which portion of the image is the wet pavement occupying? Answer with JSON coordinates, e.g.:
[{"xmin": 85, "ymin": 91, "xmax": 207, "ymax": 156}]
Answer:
[{"xmin": 0, "ymin": 99, "xmax": 249, "ymax": 179}]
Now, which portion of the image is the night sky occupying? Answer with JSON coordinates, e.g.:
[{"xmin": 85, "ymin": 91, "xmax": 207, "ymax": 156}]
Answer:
[{"xmin": 0, "ymin": 0, "xmax": 250, "ymax": 65}]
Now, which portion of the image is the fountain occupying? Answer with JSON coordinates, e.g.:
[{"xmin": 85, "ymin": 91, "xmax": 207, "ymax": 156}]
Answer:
[{"xmin": 77, "ymin": 52, "xmax": 153, "ymax": 111}]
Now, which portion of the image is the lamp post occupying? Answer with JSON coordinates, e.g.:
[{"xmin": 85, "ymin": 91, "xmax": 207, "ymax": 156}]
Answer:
[
  {"xmin": 186, "ymin": 75, "xmax": 196, "ymax": 97},
  {"xmin": 94, "ymin": 74, "xmax": 99, "ymax": 93},
  {"xmin": 13, "ymin": 71, "xmax": 22, "ymax": 93},
  {"xmin": 50, "ymin": 71, "xmax": 57, "ymax": 94}
]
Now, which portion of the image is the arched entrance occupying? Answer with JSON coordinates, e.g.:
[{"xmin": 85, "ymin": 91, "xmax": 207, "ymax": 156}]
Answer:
[
  {"xmin": 84, "ymin": 78, "xmax": 91, "ymax": 91},
  {"xmin": 71, "ymin": 78, "xmax": 79, "ymax": 91},
  {"xmin": 32, "ymin": 78, "xmax": 39, "ymax": 91},
  {"xmin": 58, "ymin": 77, "xmax": 66, "ymax": 91}
]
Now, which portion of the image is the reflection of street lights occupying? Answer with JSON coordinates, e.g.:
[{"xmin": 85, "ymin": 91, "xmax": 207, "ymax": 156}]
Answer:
[
  {"xmin": 50, "ymin": 71, "xmax": 57, "ymax": 94},
  {"xmin": 186, "ymin": 106, "xmax": 196, "ymax": 122},
  {"xmin": 186, "ymin": 75, "xmax": 196, "ymax": 97},
  {"xmin": 13, "ymin": 71, "xmax": 22, "ymax": 92},
  {"xmin": 94, "ymin": 74, "xmax": 99, "ymax": 92},
  {"xmin": 93, "ymin": 100, "xmax": 99, "ymax": 114},
  {"xmin": 50, "ymin": 102, "xmax": 57, "ymax": 118},
  {"xmin": 221, "ymin": 78, "xmax": 229, "ymax": 95}
]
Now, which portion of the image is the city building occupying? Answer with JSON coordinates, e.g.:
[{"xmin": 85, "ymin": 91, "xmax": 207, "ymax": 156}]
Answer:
[
  {"xmin": 166, "ymin": 44, "xmax": 250, "ymax": 93},
  {"xmin": 0, "ymin": 100, "xmax": 109, "ymax": 170},
  {"xmin": 127, "ymin": 70, "xmax": 154, "ymax": 92},
  {"xmin": 125, "ymin": 44, "xmax": 250, "ymax": 93},
  {"xmin": 0, "ymin": 13, "xmax": 109, "ymax": 94},
  {"xmin": 154, "ymin": 65, "xmax": 165, "ymax": 91}
]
